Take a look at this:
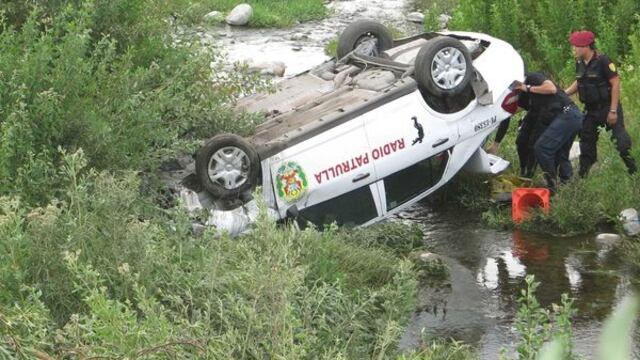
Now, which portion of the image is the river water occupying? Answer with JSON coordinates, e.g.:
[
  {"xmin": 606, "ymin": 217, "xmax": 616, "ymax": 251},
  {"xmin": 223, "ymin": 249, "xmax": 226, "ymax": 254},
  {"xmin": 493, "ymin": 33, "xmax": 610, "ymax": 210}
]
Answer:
[
  {"xmin": 203, "ymin": 1, "xmax": 637, "ymax": 357},
  {"xmin": 202, "ymin": 0, "xmax": 423, "ymax": 76},
  {"xmin": 396, "ymin": 204, "xmax": 636, "ymax": 358}
]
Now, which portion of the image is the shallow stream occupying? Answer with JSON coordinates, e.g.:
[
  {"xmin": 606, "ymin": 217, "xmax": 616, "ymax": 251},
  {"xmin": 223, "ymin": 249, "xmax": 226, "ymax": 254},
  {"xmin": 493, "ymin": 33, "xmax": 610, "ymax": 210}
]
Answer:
[
  {"xmin": 397, "ymin": 204, "xmax": 636, "ymax": 358},
  {"xmin": 202, "ymin": 0, "xmax": 423, "ymax": 76}
]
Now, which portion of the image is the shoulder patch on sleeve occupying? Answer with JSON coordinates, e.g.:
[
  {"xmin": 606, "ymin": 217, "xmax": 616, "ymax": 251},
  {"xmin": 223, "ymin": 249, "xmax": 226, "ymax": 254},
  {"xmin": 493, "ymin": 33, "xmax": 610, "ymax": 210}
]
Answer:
[{"xmin": 609, "ymin": 62, "xmax": 617, "ymax": 72}]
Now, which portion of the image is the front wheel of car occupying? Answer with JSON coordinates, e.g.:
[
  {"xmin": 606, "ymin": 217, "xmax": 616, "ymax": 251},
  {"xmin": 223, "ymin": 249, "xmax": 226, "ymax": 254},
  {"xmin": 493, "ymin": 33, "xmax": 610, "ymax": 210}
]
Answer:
[
  {"xmin": 196, "ymin": 134, "xmax": 260, "ymax": 200},
  {"xmin": 415, "ymin": 36, "xmax": 473, "ymax": 97},
  {"xmin": 337, "ymin": 20, "xmax": 394, "ymax": 59}
]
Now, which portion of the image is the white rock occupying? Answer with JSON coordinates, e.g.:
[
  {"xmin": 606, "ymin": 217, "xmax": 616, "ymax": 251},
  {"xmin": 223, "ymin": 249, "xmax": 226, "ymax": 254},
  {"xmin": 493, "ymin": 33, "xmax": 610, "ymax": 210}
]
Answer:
[
  {"xmin": 249, "ymin": 61, "xmax": 287, "ymax": 77},
  {"xmin": 207, "ymin": 207, "xmax": 250, "ymax": 236},
  {"xmin": 438, "ymin": 14, "xmax": 452, "ymax": 29},
  {"xmin": 407, "ymin": 12, "xmax": 425, "ymax": 24},
  {"xmin": 177, "ymin": 154, "xmax": 194, "ymax": 169},
  {"xmin": 180, "ymin": 189, "xmax": 203, "ymax": 213},
  {"xmin": 595, "ymin": 233, "xmax": 622, "ymax": 246},
  {"xmin": 620, "ymin": 208, "xmax": 639, "ymax": 222},
  {"xmin": 225, "ymin": 4, "xmax": 253, "ymax": 26},
  {"xmin": 419, "ymin": 252, "xmax": 438, "ymax": 262},
  {"xmin": 192, "ymin": 223, "xmax": 207, "ymax": 237},
  {"xmin": 624, "ymin": 221, "xmax": 640, "ymax": 237},
  {"xmin": 203, "ymin": 11, "xmax": 224, "ymax": 23}
]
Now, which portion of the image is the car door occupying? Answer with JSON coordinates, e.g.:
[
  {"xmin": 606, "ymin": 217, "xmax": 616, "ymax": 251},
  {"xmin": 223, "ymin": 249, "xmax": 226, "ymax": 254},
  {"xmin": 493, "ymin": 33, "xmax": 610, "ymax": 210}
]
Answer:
[
  {"xmin": 362, "ymin": 91, "xmax": 459, "ymax": 208},
  {"xmin": 269, "ymin": 118, "xmax": 382, "ymax": 226}
]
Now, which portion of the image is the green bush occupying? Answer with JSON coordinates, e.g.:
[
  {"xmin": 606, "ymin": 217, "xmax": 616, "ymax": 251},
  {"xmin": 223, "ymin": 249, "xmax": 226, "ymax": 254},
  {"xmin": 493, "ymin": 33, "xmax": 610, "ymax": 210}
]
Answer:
[
  {"xmin": 0, "ymin": 4, "xmax": 264, "ymax": 205},
  {"xmin": 450, "ymin": 0, "xmax": 640, "ymax": 82},
  {"xmin": 0, "ymin": 150, "xmax": 424, "ymax": 359},
  {"xmin": 510, "ymin": 276, "xmax": 576, "ymax": 360}
]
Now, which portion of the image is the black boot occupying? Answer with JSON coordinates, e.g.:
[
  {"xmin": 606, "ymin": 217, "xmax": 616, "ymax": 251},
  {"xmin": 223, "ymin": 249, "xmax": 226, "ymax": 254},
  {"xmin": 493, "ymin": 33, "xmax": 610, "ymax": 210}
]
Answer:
[
  {"xmin": 543, "ymin": 174, "xmax": 557, "ymax": 196},
  {"xmin": 578, "ymin": 162, "xmax": 592, "ymax": 178}
]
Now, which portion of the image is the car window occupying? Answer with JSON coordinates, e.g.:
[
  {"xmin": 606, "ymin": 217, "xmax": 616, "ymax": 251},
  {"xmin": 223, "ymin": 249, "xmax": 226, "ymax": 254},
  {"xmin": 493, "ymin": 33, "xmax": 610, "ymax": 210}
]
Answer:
[
  {"xmin": 298, "ymin": 185, "xmax": 378, "ymax": 229},
  {"xmin": 384, "ymin": 150, "xmax": 450, "ymax": 210}
]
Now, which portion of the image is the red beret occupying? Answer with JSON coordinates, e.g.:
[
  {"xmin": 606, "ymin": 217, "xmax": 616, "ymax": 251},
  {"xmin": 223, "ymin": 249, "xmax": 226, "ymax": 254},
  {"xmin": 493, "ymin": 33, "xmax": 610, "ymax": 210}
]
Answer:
[{"xmin": 569, "ymin": 31, "xmax": 595, "ymax": 47}]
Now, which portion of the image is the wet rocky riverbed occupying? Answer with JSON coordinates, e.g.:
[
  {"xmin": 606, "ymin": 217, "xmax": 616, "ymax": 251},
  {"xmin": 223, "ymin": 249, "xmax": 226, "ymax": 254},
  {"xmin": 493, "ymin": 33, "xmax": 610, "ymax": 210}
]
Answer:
[
  {"xmin": 395, "ymin": 204, "xmax": 637, "ymax": 358},
  {"xmin": 196, "ymin": 0, "xmax": 426, "ymax": 76}
]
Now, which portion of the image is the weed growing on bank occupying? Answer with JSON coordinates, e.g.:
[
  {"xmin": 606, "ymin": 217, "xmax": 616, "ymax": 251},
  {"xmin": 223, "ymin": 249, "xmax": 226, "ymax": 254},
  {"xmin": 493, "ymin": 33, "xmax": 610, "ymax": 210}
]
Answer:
[
  {"xmin": 508, "ymin": 276, "xmax": 576, "ymax": 360},
  {"xmin": 450, "ymin": 0, "xmax": 640, "ymax": 82},
  {"xmin": 1, "ymin": 0, "xmax": 328, "ymax": 28},
  {"xmin": 0, "ymin": 3, "xmax": 266, "ymax": 206},
  {"xmin": 195, "ymin": 0, "xmax": 327, "ymax": 27},
  {"xmin": 0, "ymin": 149, "xmax": 427, "ymax": 358}
]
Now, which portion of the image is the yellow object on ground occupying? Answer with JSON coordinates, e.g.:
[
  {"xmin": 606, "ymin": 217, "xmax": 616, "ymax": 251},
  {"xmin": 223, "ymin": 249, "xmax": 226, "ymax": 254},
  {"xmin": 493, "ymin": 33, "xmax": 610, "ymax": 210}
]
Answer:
[{"xmin": 490, "ymin": 174, "xmax": 534, "ymax": 202}]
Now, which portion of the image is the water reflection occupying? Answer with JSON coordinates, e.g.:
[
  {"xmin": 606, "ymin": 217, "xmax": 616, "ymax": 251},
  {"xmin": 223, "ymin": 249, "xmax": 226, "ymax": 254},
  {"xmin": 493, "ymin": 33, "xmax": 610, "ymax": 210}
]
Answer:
[{"xmin": 396, "ymin": 204, "xmax": 634, "ymax": 359}]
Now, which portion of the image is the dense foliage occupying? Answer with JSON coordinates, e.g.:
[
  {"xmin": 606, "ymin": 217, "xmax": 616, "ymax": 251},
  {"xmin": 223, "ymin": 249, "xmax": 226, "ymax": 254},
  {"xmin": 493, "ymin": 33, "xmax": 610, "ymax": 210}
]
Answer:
[
  {"xmin": 0, "ymin": 2, "xmax": 264, "ymax": 205},
  {"xmin": 0, "ymin": 150, "xmax": 427, "ymax": 358},
  {"xmin": 0, "ymin": 3, "xmax": 437, "ymax": 359},
  {"xmin": 443, "ymin": 0, "xmax": 640, "ymax": 235},
  {"xmin": 1, "ymin": 0, "xmax": 639, "ymax": 358}
]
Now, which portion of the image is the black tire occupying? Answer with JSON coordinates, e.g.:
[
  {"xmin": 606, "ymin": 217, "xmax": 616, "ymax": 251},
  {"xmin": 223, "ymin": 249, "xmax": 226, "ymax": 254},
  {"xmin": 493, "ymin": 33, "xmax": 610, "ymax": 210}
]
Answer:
[
  {"xmin": 196, "ymin": 134, "xmax": 260, "ymax": 200},
  {"xmin": 337, "ymin": 20, "xmax": 394, "ymax": 59},
  {"xmin": 415, "ymin": 36, "xmax": 473, "ymax": 96}
]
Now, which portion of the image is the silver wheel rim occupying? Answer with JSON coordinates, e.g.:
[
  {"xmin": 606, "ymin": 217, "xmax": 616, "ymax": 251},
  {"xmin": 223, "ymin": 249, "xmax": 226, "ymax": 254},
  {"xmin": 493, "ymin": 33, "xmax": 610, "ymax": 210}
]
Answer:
[
  {"xmin": 207, "ymin": 146, "xmax": 250, "ymax": 190},
  {"xmin": 431, "ymin": 47, "xmax": 467, "ymax": 90}
]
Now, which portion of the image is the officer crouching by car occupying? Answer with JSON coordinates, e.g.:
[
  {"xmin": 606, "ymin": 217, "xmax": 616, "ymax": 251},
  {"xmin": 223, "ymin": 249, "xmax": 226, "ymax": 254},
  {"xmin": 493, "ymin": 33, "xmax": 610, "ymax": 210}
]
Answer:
[
  {"xmin": 487, "ymin": 93, "xmax": 540, "ymax": 179},
  {"xmin": 564, "ymin": 30, "xmax": 637, "ymax": 176},
  {"xmin": 512, "ymin": 72, "xmax": 583, "ymax": 194}
]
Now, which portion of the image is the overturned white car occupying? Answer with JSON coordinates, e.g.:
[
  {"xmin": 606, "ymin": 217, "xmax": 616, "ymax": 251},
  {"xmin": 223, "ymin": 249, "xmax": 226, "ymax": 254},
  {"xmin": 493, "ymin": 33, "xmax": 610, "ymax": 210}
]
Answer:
[{"xmin": 196, "ymin": 20, "xmax": 524, "ymax": 228}]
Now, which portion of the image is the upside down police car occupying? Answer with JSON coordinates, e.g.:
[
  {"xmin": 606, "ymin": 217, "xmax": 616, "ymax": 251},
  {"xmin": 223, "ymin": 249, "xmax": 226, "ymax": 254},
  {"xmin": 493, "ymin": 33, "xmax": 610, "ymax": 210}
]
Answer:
[{"xmin": 195, "ymin": 20, "xmax": 524, "ymax": 228}]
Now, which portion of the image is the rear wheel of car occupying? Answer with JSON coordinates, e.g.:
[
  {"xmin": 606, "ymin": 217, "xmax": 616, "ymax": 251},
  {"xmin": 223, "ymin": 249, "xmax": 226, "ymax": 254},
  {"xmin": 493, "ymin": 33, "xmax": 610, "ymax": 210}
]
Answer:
[
  {"xmin": 196, "ymin": 134, "xmax": 260, "ymax": 199},
  {"xmin": 415, "ymin": 36, "xmax": 473, "ymax": 97},
  {"xmin": 337, "ymin": 20, "xmax": 394, "ymax": 59}
]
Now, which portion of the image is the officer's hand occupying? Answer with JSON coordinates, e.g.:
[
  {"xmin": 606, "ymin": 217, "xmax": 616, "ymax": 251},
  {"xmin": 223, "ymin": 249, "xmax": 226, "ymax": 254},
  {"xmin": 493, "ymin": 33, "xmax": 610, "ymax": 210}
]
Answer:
[
  {"xmin": 607, "ymin": 112, "xmax": 618, "ymax": 126},
  {"xmin": 486, "ymin": 142, "xmax": 500, "ymax": 155}
]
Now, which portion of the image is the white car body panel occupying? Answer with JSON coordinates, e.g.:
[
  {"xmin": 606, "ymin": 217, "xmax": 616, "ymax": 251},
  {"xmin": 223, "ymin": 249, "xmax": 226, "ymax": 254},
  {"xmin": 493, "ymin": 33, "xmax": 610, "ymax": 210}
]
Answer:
[
  {"xmin": 264, "ymin": 31, "xmax": 524, "ymax": 224},
  {"xmin": 218, "ymin": 30, "xmax": 525, "ymax": 227}
]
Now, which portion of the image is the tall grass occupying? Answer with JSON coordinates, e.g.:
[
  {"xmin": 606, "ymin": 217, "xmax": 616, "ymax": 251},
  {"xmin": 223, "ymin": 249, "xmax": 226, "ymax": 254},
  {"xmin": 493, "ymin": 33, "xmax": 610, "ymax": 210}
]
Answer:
[
  {"xmin": 1, "ymin": 0, "xmax": 328, "ymax": 28},
  {"xmin": 212, "ymin": 0, "xmax": 326, "ymax": 27},
  {"xmin": 0, "ymin": 150, "xmax": 426, "ymax": 358},
  {"xmin": 0, "ymin": 3, "xmax": 265, "ymax": 205},
  {"xmin": 449, "ymin": 0, "xmax": 640, "ymax": 82},
  {"xmin": 0, "ymin": 2, "xmax": 446, "ymax": 358},
  {"xmin": 163, "ymin": 0, "xmax": 327, "ymax": 27}
]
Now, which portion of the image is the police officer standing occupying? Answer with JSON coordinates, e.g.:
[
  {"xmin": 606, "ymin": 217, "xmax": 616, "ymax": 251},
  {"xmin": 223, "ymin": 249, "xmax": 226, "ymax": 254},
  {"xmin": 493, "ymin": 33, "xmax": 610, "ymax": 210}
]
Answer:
[{"xmin": 565, "ymin": 31, "xmax": 637, "ymax": 176}]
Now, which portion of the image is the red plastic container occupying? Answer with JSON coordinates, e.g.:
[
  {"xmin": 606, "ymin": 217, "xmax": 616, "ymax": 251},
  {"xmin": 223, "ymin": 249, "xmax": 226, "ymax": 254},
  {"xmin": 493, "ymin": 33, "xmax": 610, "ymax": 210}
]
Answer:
[{"xmin": 512, "ymin": 188, "xmax": 550, "ymax": 223}]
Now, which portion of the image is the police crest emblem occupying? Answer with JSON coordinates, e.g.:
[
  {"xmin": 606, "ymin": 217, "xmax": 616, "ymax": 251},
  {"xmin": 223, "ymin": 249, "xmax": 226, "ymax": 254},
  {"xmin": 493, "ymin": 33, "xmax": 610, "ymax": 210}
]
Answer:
[{"xmin": 275, "ymin": 161, "xmax": 308, "ymax": 203}]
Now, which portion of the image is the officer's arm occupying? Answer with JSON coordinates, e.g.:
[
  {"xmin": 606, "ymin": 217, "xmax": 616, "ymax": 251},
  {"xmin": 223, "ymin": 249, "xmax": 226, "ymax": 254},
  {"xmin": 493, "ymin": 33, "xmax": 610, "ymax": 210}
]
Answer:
[
  {"xmin": 529, "ymin": 80, "xmax": 557, "ymax": 94},
  {"xmin": 564, "ymin": 81, "xmax": 578, "ymax": 96},
  {"xmin": 609, "ymin": 75, "xmax": 620, "ymax": 112}
]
